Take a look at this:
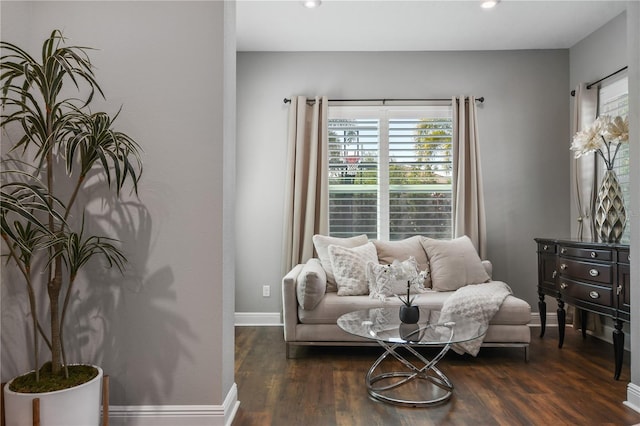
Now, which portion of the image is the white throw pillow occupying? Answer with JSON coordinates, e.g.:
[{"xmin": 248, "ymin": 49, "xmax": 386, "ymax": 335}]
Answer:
[
  {"xmin": 367, "ymin": 257, "xmax": 426, "ymax": 300},
  {"xmin": 313, "ymin": 234, "xmax": 368, "ymax": 291},
  {"xmin": 328, "ymin": 242, "xmax": 378, "ymax": 296},
  {"xmin": 296, "ymin": 258, "xmax": 327, "ymax": 310},
  {"xmin": 421, "ymin": 235, "xmax": 490, "ymax": 292}
]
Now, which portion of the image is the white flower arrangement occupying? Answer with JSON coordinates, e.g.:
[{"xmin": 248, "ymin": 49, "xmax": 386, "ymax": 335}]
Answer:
[{"xmin": 570, "ymin": 115, "xmax": 629, "ymax": 170}]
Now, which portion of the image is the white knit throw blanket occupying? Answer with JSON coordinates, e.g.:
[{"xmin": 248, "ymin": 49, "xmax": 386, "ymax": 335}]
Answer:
[{"xmin": 439, "ymin": 281, "xmax": 512, "ymax": 356}]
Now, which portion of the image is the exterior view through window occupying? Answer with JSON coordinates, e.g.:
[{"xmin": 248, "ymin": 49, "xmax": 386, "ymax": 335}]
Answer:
[{"xmin": 328, "ymin": 105, "xmax": 453, "ymax": 241}]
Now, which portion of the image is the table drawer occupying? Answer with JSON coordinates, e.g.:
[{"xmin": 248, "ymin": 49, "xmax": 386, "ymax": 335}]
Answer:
[
  {"xmin": 559, "ymin": 245, "xmax": 612, "ymax": 261},
  {"xmin": 538, "ymin": 242, "xmax": 556, "ymax": 254},
  {"xmin": 558, "ymin": 259, "xmax": 612, "ymax": 285},
  {"xmin": 559, "ymin": 279, "xmax": 613, "ymax": 308}
]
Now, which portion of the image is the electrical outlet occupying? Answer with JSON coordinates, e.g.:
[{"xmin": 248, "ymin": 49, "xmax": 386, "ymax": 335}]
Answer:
[{"xmin": 262, "ymin": 285, "xmax": 271, "ymax": 297}]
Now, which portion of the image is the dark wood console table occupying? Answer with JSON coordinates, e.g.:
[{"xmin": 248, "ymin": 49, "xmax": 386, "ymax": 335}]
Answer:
[{"xmin": 535, "ymin": 237, "xmax": 630, "ymax": 380}]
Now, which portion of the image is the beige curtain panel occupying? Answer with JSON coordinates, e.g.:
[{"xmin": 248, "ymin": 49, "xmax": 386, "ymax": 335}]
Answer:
[
  {"xmin": 452, "ymin": 96, "xmax": 487, "ymax": 259},
  {"xmin": 281, "ymin": 96, "xmax": 329, "ymax": 275}
]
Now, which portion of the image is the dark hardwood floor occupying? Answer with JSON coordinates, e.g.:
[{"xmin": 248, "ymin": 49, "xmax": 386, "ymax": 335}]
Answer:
[{"xmin": 233, "ymin": 326, "xmax": 640, "ymax": 426}]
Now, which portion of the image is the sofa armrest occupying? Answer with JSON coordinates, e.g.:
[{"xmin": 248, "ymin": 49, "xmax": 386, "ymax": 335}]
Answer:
[
  {"xmin": 482, "ymin": 260, "xmax": 493, "ymax": 279},
  {"xmin": 282, "ymin": 264, "xmax": 304, "ymax": 342}
]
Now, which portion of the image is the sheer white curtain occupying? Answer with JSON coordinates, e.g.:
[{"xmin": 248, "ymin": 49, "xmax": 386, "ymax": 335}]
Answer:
[
  {"xmin": 452, "ymin": 96, "xmax": 487, "ymax": 259},
  {"xmin": 571, "ymin": 83, "xmax": 599, "ymax": 239},
  {"xmin": 281, "ymin": 96, "xmax": 329, "ymax": 275}
]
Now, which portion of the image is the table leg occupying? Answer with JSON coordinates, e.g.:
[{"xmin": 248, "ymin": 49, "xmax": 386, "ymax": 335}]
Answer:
[
  {"xmin": 538, "ymin": 292, "xmax": 546, "ymax": 338},
  {"xmin": 557, "ymin": 298, "xmax": 565, "ymax": 348},
  {"xmin": 613, "ymin": 320, "xmax": 624, "ymax": 380},
  {"xmin": 366, "ymin": 341, "xmax": 454, "ymax": 407}
]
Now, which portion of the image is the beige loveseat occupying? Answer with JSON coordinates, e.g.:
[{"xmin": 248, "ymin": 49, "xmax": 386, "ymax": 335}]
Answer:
[{"xmin": 282, "ymin": 234, "xmax": 531, "ymax": 359}]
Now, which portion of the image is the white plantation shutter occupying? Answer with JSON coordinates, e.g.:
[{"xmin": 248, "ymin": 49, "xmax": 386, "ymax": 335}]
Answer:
[
  {"xmin": 598, "ymin": 76, "xmax": 629, "ymax": 243},
  {"xmin": 328, "ymin": 105, "xmax": 453, "ymax": 240}
]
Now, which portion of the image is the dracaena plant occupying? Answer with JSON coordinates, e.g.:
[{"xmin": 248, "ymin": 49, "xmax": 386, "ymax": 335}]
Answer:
[{"xmin": 0, "ymin": 30, "xmax": 142, "ymax": 387}]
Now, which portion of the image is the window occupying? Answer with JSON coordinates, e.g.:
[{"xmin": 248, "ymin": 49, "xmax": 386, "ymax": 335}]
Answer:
[
  {"xmin": 598, "ymin": 76, "xmax": 629, "ymax": 243},
  {"xmin": 327, "ymin": 105, "xmax": 453, "ymax": 240}
]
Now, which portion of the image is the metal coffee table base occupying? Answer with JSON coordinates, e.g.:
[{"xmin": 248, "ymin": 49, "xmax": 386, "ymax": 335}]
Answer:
[{"xmin": 366, "ymin": 340, "xmax": 454, "ymax": 407}]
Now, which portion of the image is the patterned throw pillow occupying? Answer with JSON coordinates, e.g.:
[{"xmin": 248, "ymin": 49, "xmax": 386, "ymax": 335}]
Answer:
[
  {"xmin": 312, "ymin": 234, "xmax": 368, "ymax": 291},
  {"xmin": 367, "ymin": 257, "xmax": 427, "ymax": 300},
  {"xmin": 328, "ymin": 242, "xmax": 378, "ymax": 296}
]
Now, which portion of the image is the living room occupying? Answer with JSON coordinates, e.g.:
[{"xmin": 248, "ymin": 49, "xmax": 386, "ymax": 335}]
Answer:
[{"xmin": 0, "ymin": 1, "xmax": 639, "ymax": 425}]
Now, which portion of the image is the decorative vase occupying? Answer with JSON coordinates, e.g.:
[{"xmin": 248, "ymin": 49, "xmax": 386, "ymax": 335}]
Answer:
[
  {"xmin": 594, "ymin": 169, "xmax": 626, "ymax": 243},
  {"xmin": 399, "ymin": 305, "xmax": 419, "ymax": 324},
  {"xmin": 3, "ymin": 365, "xmax": 103, "ymax": 426}
]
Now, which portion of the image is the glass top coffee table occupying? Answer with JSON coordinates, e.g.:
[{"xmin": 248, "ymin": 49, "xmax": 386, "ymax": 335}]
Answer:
[{"xmin": 337, "ymin": 307, "xmax": 487, "ymax": 407}]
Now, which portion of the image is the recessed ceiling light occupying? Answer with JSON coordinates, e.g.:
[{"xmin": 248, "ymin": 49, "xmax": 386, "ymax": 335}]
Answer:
[
  {"xmin": 481, "ymin": 0, "xmax": 498, "ymax": 9},
  {"xmin": 303, "ymin": 0, "xmax": 322, "ymax": 8}
]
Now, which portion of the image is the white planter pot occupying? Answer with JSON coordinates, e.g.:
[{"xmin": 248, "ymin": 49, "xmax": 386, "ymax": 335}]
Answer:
[{"xmin": 3, "ymin": 365, "xmax": 103, "ymax": 426}]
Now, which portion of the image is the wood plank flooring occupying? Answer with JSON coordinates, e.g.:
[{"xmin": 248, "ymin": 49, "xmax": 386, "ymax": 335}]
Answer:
[{"xmin": 233, "ymin": 326, "xmax": 640, "ymax": 426}]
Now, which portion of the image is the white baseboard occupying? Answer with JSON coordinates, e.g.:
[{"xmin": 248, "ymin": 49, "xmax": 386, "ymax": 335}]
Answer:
[
  {"xmin": 624, "ymin": 382, "xmax": 640, "ymax": 414},
  {"xmin": 528, "ymin": 312, "xmax": 557, "ymax": 327},
  {"xmin": 235, "ymin": 312, "xmax": 282, "ymax": 326},
  {"xmin": 108, "ymin": 383, "xmax": 239, "ymax": 426}
]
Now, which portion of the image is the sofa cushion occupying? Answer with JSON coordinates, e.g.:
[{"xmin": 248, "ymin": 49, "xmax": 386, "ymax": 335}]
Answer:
[
  {"xmin": 298, "ymin": 289, "xmax": 531, "ymax": 326},
  {"xmin": 366, "ymin": 257, "xmax": 425, "ymax": 300},
  {"xmin": 421, "ymin": 235, "xmax": 490, "ymax": 291},
  {"xmin": 296, "ymin": 258, "xmax": 327, "ymax": 310},
  {"xmin": 313, "ymin": 234, "xmax": 368, "ymax": 292},
  {"xmin": 328, "ymin": 242, "xmax": 378, "ymax": 296},
  {"xmin": 372, "ymin": 236, "xmax": 431, "ymax": 287}
]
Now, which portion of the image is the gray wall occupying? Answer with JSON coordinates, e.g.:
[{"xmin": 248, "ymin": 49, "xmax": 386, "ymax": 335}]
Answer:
[
  {"xmin": 0, "ymin": 1, "xmax": 236, "ymax": 407},
  {"xmin": 236, "ymin": 49, "xmax": 571, "ymax": 314}
]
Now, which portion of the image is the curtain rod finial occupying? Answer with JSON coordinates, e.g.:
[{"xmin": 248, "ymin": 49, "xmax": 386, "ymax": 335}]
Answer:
[{"xmin": 284, "ymin": 98, "xmax": 291, "ymax": 104}]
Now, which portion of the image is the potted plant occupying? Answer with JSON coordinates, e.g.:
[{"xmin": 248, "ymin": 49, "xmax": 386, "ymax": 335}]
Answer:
[
  {"xmin": 397, "ymin": 281, "xmax": 419, "ymax": 324},
  {"xmin": 1, "ymin": 30, "xmax": 142, "ymax": 425}
]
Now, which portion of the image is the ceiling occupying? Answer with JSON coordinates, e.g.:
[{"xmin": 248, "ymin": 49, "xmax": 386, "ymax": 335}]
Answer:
[{"xmin": 236, "ymin": 0, "xmax": 628, "ymax": 51}]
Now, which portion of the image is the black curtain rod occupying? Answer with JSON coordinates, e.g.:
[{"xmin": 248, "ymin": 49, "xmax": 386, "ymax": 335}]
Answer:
[
  {"xmin": 570, "ymin": 66, "xmax": 628, "ymax": 97},
  {"xmin": 283, "ymin": 96, "xmax": 484, "ymax": 104}
]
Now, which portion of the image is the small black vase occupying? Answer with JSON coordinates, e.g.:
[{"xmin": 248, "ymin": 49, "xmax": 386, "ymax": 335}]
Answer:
[{"xmin": 399, "ymin": 305, "xmax": 419, "ymax": 324}]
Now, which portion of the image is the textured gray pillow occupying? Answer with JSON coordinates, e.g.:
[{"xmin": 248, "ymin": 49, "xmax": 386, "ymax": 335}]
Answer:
[
  {"xmin": 296, "ymin": 258, "xmax": 327, "ymax": 310},
  {"xmin": 421, "ymin": 236, "xmax": 490, "ymax": 291},
  {"xmin": 328, "ymin": 242, "xmax": 378, "ymax": 296},
  {"xmin": 367, "ymin": 257, "xmax": 425, "ymax": 300},
  {"xmin": 312, "ymin": 234, "xmax": 368, "ymax": 291}
]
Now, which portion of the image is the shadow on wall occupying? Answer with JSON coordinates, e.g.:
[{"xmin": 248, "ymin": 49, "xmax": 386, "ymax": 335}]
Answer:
[
  {"xmin": 0, "ymin": 174, "xmax": 197, "ymax": 405},
  {"xmin": 77, "ymin": 183, "xmax": 198, "ymax": 405}
]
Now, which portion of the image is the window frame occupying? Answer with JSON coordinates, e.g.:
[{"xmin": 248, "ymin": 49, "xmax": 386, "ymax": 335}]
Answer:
[{"xmin": 327, "ymin": 103, "xmax": 454, "ymax": 241}]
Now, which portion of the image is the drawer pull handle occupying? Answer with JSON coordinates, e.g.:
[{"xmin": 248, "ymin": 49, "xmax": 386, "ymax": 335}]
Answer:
[
  {"xmin": 591, "ymin": 252, "xmax": 597, "ymax": 258},
  {"xmin": 552, "ymin": 271, "xmax": 557, "ymax": 279},
  {"xmin": 560, "ymin": 264, "xmax": 567, "ymax": 271},
  {"xmin": 543, "ymin": 245, "xmax": 548, "ymax": 250},
  {"xmin": 561, "ymin": 248, "xmax": 567, "ymax": 254},
  {"xmin": 560, "ymin": 282, "xmax": 568, "ymax": 290},
  {"xmin": 589, "ymin": 269, "xmax": 599, "ymax": 277},
  {"xmin": 589, "ymin": 291, "xmax": 600, "ymax": 299}
]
